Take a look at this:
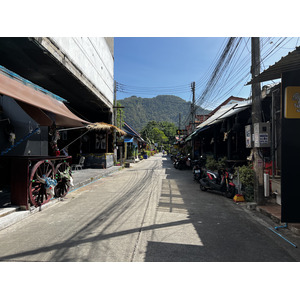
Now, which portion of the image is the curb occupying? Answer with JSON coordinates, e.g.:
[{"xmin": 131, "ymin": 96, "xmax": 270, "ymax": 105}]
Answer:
[
  {"xmin": 0, "ymin": 198, "xmax": 60, "ymax": 231},
  {"xmin": 0, "ymin": 166, "xmax": 123, "ymax": 232},
  {"xmin": 256, "ymin": 206, "xmax": 281, "ymax": 224},
  {"xmin": 69, "ymin": 166, "xmax": 123, "ymax": 193}
]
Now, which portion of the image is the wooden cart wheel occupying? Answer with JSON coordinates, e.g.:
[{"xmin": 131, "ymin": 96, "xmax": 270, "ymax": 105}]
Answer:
[
  {"xmin": 54, "ymin": 161, "xmax": 72, "ymax": 198},
  {"xmin": 28, "ymin": 160, "xmax": 55, "ymax": 207}
]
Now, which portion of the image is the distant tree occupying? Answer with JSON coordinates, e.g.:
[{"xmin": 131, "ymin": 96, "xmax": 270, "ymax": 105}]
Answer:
[
  {"xmin": 117, "ymin": 95, "xmax": 211, "ymax": 132},
  {"xmin": 152, "ymin": 128, "xmax": 168, "ymax": 145},
  {"xmin": 141, "ymin": 121, "xmax": 176, "ymax": 147},
  {"xmin": 140, "ymin": 121, "xmax": 158, "ymax": 143},
  {"xmin": 159, "ymin": 121, "xmax": 177, "ymax": 143}
]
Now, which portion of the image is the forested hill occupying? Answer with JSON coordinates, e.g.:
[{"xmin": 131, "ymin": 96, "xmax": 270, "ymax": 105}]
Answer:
[{"xmin": 117, "ymin": 95, "xmax": 210, "ymax": 132}]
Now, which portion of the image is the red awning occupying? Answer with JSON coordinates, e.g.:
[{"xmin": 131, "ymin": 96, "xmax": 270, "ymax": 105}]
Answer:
[{"xmin": 0, "ymin": 72, "xmax": 89, "ymax": 127}]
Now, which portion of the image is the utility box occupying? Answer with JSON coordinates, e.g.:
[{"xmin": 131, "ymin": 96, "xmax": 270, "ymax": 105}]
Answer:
[{"xmin": 253, "ymin": 122, "xmax": 270, "ymax": 148}]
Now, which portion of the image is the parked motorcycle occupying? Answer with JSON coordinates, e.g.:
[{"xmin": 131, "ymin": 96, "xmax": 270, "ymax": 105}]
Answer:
[
  {"xmin": 172, "ymin": 154, "xmax": 180, "ymax": 169},
  {"xmin": 199, "ymin": 168, "xmax": 236, "ymax": 198},
  {"xmin": 174, "ymin": 154, "xmax": 192, "ymax": 170},
  {"xmin": 192, "ymin": 156, "xmax": 206, "ymax": 182},
  {"xmin": 170, "ymin": 153, "xmax": 177, "ymax": 162}
]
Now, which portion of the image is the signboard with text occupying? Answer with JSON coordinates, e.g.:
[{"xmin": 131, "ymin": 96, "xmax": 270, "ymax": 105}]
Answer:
[
  {"xmin": 285, "ymin": 86, "xmax": 300, "ymax": 118},
  {"xmin": 281, "ymin": 77, "xmax": 300, "ymax": 222}
]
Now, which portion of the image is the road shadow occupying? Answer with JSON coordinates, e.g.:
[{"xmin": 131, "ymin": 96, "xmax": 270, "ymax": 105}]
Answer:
[
  {"xmin": 143, "ymin": 155, "xmax": 295, "ymax": 262},
  {"xmin": 0, "ymin": 155, "xmax": 296, "ymax": 262}
]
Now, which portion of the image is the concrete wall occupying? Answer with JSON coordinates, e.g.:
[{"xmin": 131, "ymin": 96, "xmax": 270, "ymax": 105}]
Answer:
[{"xmin": 50, "ymin": 37, "xmax": 114, "ymax": 105}]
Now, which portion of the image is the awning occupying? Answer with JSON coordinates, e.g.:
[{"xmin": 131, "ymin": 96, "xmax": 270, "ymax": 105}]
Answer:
[
  {"xmin": 247, "ymin": 46, "xmax": 300, "ymax": 84},
  {"xmin": 185, "ymin": 135, "xmax": 192, "ymax": 142},
  {"xmin": 124, "ymin": 137, "xmax": 134, "ymax": 143},
  {"xmin": 196, "ymin": 125, "xmax": 212, "ymax": 134},
  {"xmin": 0, "ymin": 68, "xmax": 89, "ymax": 127},
  {"xmin": 86, "ymin": 122, "xmax": 126, "ymax": 135},
  {"xmin": 185, "ymin": 130, "xmax": 198, "ymax": 142},
  {"xmin": 123, "ymin": 122, "xmax": 145, "ymax": 142}
]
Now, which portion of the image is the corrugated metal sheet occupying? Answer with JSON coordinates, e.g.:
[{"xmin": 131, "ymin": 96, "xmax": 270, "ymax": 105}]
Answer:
[
  {"xmin": 195, "ymin": 100, "xmax": 251, "ymax": 130},
  {"xmin": 248, "ymin": 46, "xmax": 300, "ymax": 84}
]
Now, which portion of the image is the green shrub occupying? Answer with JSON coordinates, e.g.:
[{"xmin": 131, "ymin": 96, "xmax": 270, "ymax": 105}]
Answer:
[
  {"xmin": 234, "ymin": 164, "xmax": 254, "ymax": 201},
  {"xmin": 205, "ymin": 156, "xmax": 218, "ymax": 170},
  {"xmin": 244, "ymin": 185, "xmax": 254, "ymax": 202},
  {"xmin": 217, "ymin": 156, "xmax": 227, "ymax": 170},
  {"xmin": 235, "ymin": 164, "xmax": 254, "ymax": 186}
]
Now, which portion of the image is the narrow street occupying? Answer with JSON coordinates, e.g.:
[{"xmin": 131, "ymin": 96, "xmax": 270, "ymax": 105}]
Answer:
[{"xmin": 0, "ymin": 154, "xmax": 299, "ymax": 262}]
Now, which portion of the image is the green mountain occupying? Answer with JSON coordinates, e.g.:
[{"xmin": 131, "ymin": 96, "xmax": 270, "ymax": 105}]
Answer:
[{"xmin": 117, "ymin": 95, "xmax": 210, "ymax": 133}]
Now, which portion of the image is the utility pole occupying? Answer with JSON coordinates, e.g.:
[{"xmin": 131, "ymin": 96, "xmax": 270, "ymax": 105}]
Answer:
[
  {"xmin": 191, "ymin": 81, "xmax": 196, "ymax": 132},
  {"xmin": 178, "ymin": 113, "xmax": 181, "ymax": 140},
  {"xmin": 190, "ymin": 82, "xmax": 196, "ymax": 159},
  {"xmin": 113, "ymin": 80, "xmax": 117, "ymax": 163},
  {"xmin": 251, "ymin": 37, "xmax": 264, "ymax": 205}
]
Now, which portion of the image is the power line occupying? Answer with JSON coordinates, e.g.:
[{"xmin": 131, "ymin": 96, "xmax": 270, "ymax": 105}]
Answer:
[
  {"xmin": 117, "ymin": 37, "xmax": 300, "ymax": 124},
  {"xmin": 195, "ymin": 38, "xmax": 243, "ymax": 108},
  {"xmin": 194, "ymin": 37, "xmax": 297, "ymax": 112},
  {"xmin": 116, "ymin": 81, "xmax": 191, "ymax": 95}
]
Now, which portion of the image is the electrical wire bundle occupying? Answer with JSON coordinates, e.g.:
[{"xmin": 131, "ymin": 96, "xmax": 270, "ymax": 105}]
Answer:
[{"xmin": 116, "ymin": 37, "xmax": 300, "ymax": 128}]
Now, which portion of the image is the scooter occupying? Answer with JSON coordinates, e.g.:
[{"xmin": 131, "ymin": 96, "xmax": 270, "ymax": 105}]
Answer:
[
  {"xmin": 173, "ymin": 154, "xmax": 180, "ymax": 169},
  {"xmin": 199, "ymin": 168, "xmax": 236, "ymax": 198},
  {"xmin": 174, "ymin": 154, "xmax": 191, "ymax": 170},
  {"xmin": 192, "ymin": 156, "xmax": 206, "ymax": 182}
]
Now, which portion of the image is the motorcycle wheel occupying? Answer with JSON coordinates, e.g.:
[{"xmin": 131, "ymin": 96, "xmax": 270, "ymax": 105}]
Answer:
[
  {"xmin": 200, "ymin": 182, "xmax": 207, "ymax": 191},
  {"xmin": 225, "ymin": 186, "xmax": 235, "ymax": 198}
]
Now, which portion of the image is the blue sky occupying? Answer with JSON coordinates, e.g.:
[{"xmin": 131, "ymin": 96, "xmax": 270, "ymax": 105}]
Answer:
[
  {"xmin": 115, "ymin": 37, "xmax": 226, "ymax": 101},
  {"xmin": 114, "ymin": 37, "xmax": 300, "ymax": 110}
]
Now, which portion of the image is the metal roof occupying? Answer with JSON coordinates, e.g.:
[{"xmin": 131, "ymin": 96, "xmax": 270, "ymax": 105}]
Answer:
[
  {"xmin": 248, "ymin": 46, "xmax": 300, "ymax": 84},
  {"xmin": 183, "ymin": 100, "xmax": 252, "ymax": 140},
  {"xmin": 195, "ymin": 100, "xmax": 252, "ymax": 130}
]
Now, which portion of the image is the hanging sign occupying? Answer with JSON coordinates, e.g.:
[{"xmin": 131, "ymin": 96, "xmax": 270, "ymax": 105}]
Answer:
[
  {"xmin": 281, "ymin": 79, "xmax": 300, "ymax": 222},
  {"xmin": 284, "ymin": 86, "xmax": 300, "ymax": 118}
]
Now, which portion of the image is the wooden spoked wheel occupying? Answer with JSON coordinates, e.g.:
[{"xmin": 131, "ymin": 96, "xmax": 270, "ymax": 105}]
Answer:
[
  {"xmin": 28, "ymin": 160, "xmax": 55, "ymax": 207},
  {"xmin": 54, "ymin": 161, "xmax": 71, "ymax": 198}
]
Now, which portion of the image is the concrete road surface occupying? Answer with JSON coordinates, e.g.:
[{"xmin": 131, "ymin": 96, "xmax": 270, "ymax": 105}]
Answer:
[{"xmin": 0, "ymin": 153, "xmax": 300, "ymax": 261}]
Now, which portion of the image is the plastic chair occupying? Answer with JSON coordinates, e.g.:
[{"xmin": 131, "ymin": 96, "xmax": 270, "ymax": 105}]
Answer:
[{"xmin": 71, "ymin": 156, "xmax": 85, "ymax": 171}]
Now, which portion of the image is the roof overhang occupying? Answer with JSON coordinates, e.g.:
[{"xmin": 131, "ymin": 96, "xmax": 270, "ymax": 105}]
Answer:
[
  {"xmin": 195, "ymin": 101, "xmax": 252, "ymax": 131},
  {"xmin": 247, "ymin": 46, "xmax": 300, "ymax": 84},
  {"xmin": 0, "ymin": 38, "xmax": 113, "ymax": 123},
  {"xmin": 0, "ymin": 68, "xmax": 89, "ymax": 127},
  {"xmin": 86, "ymin": 122, "xmax": 126, "ymax": 135},
  {"xmin": 124, "ymin": 137, "xmax": 134, "ymax": 143}
]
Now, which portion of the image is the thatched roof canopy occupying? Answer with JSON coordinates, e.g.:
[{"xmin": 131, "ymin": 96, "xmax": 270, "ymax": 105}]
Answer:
[{"xmin": 86, "ymin": 122, "xmax": 126, "ymax": 136}]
